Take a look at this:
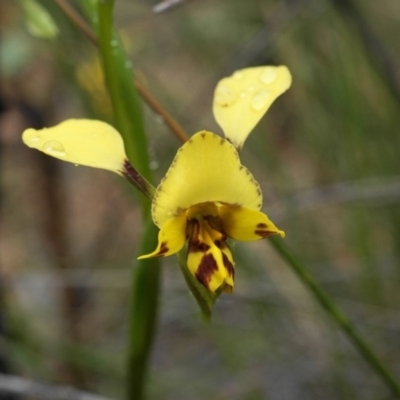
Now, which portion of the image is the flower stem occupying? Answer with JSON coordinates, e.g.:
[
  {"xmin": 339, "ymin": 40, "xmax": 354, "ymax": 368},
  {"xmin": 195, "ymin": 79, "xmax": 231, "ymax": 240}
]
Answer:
[
  {"xmin": 95, "ymin": 2, "xmax": 160, "ymax": 399},
  {"xmin": 269, "ymin": 236, "xmax": 400, "ymax": 397}
]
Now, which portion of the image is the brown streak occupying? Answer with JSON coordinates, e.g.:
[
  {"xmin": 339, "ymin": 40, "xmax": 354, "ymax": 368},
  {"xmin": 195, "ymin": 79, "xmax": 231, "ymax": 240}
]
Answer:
[
  {"xmin": 254, "ymin": 229, "xmax": 274, "ymax": 238},
  {"xmin": 157, "ymin": 242, "xmax": 169, "ymax": 255},
  {"xmin": 195, "ymin": 254, "xmax": 218, "ymax": 288},
  {"xmin": 55, "ymin": 0, "xmax": 189, "ymax": 144},
  {"xmin": 222, "ymin": 253, "xmax": 234, "ymax": 277}
]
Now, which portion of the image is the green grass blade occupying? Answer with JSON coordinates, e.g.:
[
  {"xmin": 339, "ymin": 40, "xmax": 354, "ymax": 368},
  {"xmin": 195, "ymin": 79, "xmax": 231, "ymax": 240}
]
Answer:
[
  {"xmin": 269, "ymin": 236, "xmax": 400, "ymax": 397},
  {"xmin": 93, "ymin": 2, "xmax": 161, "ymax": 399}
]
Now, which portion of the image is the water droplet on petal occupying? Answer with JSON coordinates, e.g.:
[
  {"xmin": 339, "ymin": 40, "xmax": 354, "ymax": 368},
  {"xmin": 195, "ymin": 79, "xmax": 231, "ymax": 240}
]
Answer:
[
  {"xmin": 28, "ymin": 135, "xmax": 41, "ymax": 142},
  {"xmin": 232, "ymin": 71, "xmax": 244, "ymax": 79},
  {"xmin": 42, "ymin": 140, "xmax": 66, "ymax": 157},
  {"xmin": 215, "ymin": 86, "xmax": 237, "ymax": 107},
  {"xmin": 260, "ymin": 67, "xmax": 277, "ymax": 84},
  {"xmin": 251, "ymin": 88, "xmax": 270, "ymax": 111},
  {"xmin": 150, "ymin": 161, "xmax": 159, "ymax": 170},
  {"xmin": 23, "ymin": 129, "xmax": 41, "ymax": 143}
]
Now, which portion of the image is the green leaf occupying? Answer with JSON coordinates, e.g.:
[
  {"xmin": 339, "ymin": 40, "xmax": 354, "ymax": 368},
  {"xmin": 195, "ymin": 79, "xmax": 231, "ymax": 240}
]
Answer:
[{"xmin": 19, "ymin": 0, "xmax": 59, "ymax": 39}]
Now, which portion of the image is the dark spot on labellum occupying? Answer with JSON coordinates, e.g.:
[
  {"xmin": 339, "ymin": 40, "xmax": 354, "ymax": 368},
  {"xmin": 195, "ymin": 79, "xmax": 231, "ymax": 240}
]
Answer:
[
  {"xmin": 214, "ymin": 239, "xmax": 226, "ymax": 249},
  {"xmin": 189, "ymin": 240, "xmax": 210, "ymax": 253},
  {"xmin": 195, "ymin": 254, "xmax": 218, "ymax": 288},
  {"xmin": 222, "ymin": 253, "xmax": 234, "ymax": 277},
  {"xmin": 257, "ymin": 223, "xmax": 267, "ymax": 229}
]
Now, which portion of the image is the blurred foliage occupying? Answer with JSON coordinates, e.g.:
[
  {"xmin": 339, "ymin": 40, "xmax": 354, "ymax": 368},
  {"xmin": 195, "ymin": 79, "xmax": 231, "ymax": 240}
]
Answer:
[{"xmin": 1, "ymin": 0, "xmax": 400, "ymax": 399}]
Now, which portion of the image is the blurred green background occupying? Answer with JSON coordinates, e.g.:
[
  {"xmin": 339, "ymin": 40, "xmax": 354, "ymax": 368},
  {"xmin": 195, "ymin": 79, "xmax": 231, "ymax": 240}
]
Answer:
[{"xmin": 1, "ymin": 0, "xmax": 400, "ymax": 399}]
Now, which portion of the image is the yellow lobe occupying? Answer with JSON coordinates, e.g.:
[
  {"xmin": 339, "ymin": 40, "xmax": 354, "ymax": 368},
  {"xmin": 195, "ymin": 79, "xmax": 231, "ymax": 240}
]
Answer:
[
  {"xmin": 186, "ymin": 218, "xmax": 234, "ymax": 293},
  {"xmin": 213, "ymin": 66, "xmax": 292, "ymax": 150},
  {"xmin": 22, "ymin": 119, "xmax": 127, "ymax": 173},
  {"xmin": 218, "ymin": 205, "xmax": 285, "ymax": 241},
  {"xmin": 138, "ymin": 212, "xmax": 187, "ymax": 259},
  {"xmin": 152, "ymin": 131, "xmax": 262, "ymax": 228}
]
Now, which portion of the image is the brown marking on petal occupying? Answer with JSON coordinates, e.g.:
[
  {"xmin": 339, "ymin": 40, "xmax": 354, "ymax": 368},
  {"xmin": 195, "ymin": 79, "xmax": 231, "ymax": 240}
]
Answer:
[
  {"xmin": 257, "ymin": 223, "xmax": 267, "ymax": 229},
  {"xmin": 204, "ymin": 215, "xmax": 223, "ymax": 232},
  {"xmin": 254, "ymin": 229, "xmax": 275, "ymax": 238},
  {"xmin": 195, "ymin": 254, "xmax": 218, "ymax": 288},
  {"xmin": 214, "ymin": 239, "xmax": 227, "ymax": 249},
  {"xmin": 156, "ymin": 241, "xmax": 169, "ymax": 256},
  {"xmin": 189, "ymin": 240, "xmax": 210, "ymax": 253},
  {"xmin": 200, "ymin": 132, "xmax": 206, "ymax": 138},
  {"xmin": 222, "ymin": 253, "xmax": 234, "ymax": 277},
  {"xmin": 219, "ymin": 138, "xmax": 226, "ymax": 145}
]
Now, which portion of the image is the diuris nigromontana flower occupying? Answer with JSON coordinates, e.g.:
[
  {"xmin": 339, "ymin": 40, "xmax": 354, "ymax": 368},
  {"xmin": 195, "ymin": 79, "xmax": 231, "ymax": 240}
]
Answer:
[{"xmin": 22, "ymin": 65, "xmax": 292, "ymax": 293}]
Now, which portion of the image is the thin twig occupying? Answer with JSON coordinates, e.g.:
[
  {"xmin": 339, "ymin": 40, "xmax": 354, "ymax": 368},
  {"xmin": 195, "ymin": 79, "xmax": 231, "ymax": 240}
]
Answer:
[
  {"xmin": 0, "ymin": 373, "xmax": 116, "ymax": 400},
  {"xmin": 54, "ymin": 0, "xmax": 188, "ymax": 143},
  {"xmin": 152, "ymin": 0, "xmax": 192, "ymax": 14},
  {"xmin": 54, "ymin": 0, "xmax": 98, "ymax": 45},
  {"xmin": 287, "ymin": 176, "xmax": 400, "ymax": 210}
]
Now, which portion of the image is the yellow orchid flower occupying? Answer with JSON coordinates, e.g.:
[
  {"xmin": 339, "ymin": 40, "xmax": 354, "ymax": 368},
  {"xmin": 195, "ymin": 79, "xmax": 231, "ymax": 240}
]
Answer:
[{"xmin": 22, "ymin": 65, "xmax": 291, "ymax": 294}]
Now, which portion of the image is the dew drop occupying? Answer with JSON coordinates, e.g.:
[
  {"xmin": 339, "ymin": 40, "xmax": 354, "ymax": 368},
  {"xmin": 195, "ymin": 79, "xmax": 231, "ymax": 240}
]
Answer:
[
  {"xmin": 251, "ymin": 88, "xmax": 270, "ymax": 111},
  {"xmin": 215, "ymin": 86, "xmax": 237, "ymax": 107},
  {"xmin": 23, "ymin": 129, "xmax": 41, "ymax": 143},
  {"xmin": 260, "ymin": 67, "xmax": 277, "ymax": 84},
  {"xmin": 150, "ymin": 161, "xmax": 159, "ymax": 170},
  {"xmin": 28, "ymin": 135, "xmax": 41, "ymax": 142},
  {"xmin": 42, "ymin": 140, "xmax": 66, "ymax": 157}
]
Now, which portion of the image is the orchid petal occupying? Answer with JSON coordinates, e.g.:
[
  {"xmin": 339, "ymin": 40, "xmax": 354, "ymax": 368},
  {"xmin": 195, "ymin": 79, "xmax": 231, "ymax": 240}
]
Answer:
[
  {"xmin": 219, "ymin": 205, "xmax": 285, "ymax": 241},
  {"xmin": 138, "ymin": 212, "xmax": 187, "ymax": 259},
  {"xmin": 187, "ymin": 219, "xmax": 234, "ymax": 293},
  {"xmin": 213, "ymin": 66, "xmax": 291, "ymax": 150},
  {"xmin": 152, "ymin": 131, "xmax": 262, "ymax": 227},
  {"xmin": 22, "ymin": 119, "xmax": 127, "ymax": 174}
]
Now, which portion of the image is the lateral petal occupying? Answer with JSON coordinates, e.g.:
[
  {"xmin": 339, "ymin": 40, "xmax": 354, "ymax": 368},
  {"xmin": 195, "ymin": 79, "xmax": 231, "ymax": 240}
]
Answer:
[
  {"xmin": 218, "ymin": 205, "xmax": 285, "ymax": 241},
  {"xmin": 138, "ymin": 212, "xmax": 187, "ymax": 259},
  {"xmin": 213, "ymin": 66, "xmax": 291, "ymax": 150},
  {"xmin": 152, "ymin": 131, "xmax": 262, "ymax": 227},
  {"xmin": 22, "ymin": 119, "xmax": 127, "ymax": 174}
]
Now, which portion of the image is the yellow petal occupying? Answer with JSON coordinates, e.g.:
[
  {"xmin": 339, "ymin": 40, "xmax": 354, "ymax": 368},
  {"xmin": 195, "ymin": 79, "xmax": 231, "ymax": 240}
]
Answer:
[
  {"xmin": 152, "ymin": 131, "xmax": 262, "ymax": 227},
  {"xmin": 138, "ymin": 212, "xmax": 187, "ymax": 259},
  {"xmin": 22, "ymin": 119, "xmax": 127, "ymax": 173},
  {"xmin": 213, "ymin": 66, "xmax": 292, "ymax": 150},
  {"xmin": 218, "ymin": 205, "xmax": 285, "ymax": 241},
  {"xmin": 187, "ymin": 219, "xmax": 234, "ymax": 293}
]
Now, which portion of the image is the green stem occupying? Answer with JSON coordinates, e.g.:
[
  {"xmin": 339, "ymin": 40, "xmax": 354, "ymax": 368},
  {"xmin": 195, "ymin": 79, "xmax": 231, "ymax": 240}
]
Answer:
[
  {"xmin": 127, "ymin": 218, "xmax": 160, "ymax": 399},
  {"xmin": 269, "ymin": 236, "xmax": 400, "ymax": 397},
  {"xmin": 95, "ymin": 2, "xmax": 160, "ymax": 399},
  {"xmin": 177, "ymin": 250, "xmax": 218, "ymax": 321}
]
